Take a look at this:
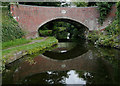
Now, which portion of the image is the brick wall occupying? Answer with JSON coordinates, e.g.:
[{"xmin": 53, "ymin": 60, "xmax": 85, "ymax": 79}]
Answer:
[{"xmin": 10, "ymin": 4, "xmax": 116, "ymax": 38}]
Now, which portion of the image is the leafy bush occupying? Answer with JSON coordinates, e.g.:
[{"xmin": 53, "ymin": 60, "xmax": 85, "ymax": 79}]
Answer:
[
  {"xmin": 2, "ymin": 7, "xmax": 25, "ymax": 42},
  {"xmin": 1, "ymin": 2, "xmax": 9, "ymax": 6},
  {"xmin": 39, "ymin": 30, "xmax": 52, "ymax": 36},
  {"xmin": 105, "ymin": 2, "xmax": 120, "ymax": 35},
  {"xmin": 87, "ymin": 2, "xmax": 120, "ymax": 49},
  {"xmin": 96, "ymin": 36, "xmax": 114, "ymax": 47},
  {"xmin": 105, "ymin": 19, "xmax": 118, "ymax": 35},
  {"xmin": 74, "ymin": 2, "xmax": 88, "ymax": 7},
  {"xmin": 57, "ymin": 31, "xmax": 68, "ymax": 39},
  {"xmin": 87, "ymin": 31, "xmax": 99, "ymax": 43},
  {"xmin": 116, "ymin": 1, "xmax": 120, "ymax": 33},
  {"xmin": 57, "ymin": 27, "xmax": 66, "ymax": 31}
]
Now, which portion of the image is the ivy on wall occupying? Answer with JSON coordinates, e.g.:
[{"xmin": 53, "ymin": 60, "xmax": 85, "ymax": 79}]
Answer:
[{"xmin": 97, "ymin": 2, "xmax": 114, "ymax": 25}]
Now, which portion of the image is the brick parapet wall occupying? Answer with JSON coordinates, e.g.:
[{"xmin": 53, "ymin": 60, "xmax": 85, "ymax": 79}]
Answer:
[{"xmin": 10, "ymin": 4, "xmax": 116, "ymax": 38}]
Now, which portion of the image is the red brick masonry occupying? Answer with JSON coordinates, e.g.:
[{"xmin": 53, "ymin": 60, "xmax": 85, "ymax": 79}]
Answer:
[{"xmin": 10, "ymin": 4, "xmax": 116, "ymax": 38}]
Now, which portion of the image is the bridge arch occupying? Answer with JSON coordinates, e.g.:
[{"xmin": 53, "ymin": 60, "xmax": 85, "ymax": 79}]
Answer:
[
  {"xmin": 37, "ymin": 17, "xmax": 89, "ymax": 39},
  {"xmin": 10, "ymin": 4, "xmax": 116, "ymax": 38},
  {"xmin": 37, "ymin": 17, "xmax": 89, "ymax": 32}
]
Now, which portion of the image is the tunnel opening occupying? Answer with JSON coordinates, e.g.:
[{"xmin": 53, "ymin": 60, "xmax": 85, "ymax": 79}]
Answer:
[{"xmin": 38, "ymin": 18, "xmax": 89, "ymax": 41}]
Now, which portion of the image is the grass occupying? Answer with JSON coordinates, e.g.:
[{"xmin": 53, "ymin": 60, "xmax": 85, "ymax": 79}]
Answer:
[
  {"xmin": 2, "ymin": 38, "xmax": 31, "ymax": 49},
  {"xmin": 31, "ymin": 37, "xmax": 44, "ymax": 40},
  {"xmin": 2, "ymin": 37, "xmax": 58, "ymax": 62},
  {"xmin": 2, "ymin": 37, "xmax": 44, "ymax": 49}
]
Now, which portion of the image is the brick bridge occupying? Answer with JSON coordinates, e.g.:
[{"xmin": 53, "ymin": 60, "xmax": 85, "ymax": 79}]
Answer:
[{"xmin": 10, "ymin": 4, "xmax": 116, "ymax": 38}]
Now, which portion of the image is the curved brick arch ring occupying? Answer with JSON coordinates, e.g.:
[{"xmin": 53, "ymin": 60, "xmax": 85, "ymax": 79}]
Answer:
[{"xmin": 37, "ymin": 17, "xmax": 90, "ymax": 32}]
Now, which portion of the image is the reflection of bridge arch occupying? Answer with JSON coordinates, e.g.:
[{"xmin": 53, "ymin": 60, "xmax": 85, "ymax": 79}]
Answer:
[
  {"xmin": 43, "ymin": 42, "xmax": 88, "ymax": 60},
  {"xmin": 13, "ymin": 50, "xmax": 99, "ymax": 82}
]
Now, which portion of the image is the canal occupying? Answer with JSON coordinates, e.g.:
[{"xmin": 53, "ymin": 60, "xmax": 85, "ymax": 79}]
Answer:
[{"xmin": 2, "ymin": 39, "xmax": 120, "ymax": 85}]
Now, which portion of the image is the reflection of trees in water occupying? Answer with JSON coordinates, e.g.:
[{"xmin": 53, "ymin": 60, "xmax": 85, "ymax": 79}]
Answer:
[
  {"xmin": 88, "ymin": 43, "xmax": 120, "ymax": 84},
  {"xmin": 76, "ymin": 70, "xmax": 114, "ymax": 85},
  {"xmin": 20, "ymin": 71, "xmax": 69, "ymax": 84},
  {"xmin": 75, "ymin": 56, "xmax": 119, "ymax": 85}
]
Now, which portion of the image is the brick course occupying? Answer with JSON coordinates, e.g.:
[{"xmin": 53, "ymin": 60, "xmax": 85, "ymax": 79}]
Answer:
[{"xmin": 10, "ymin": 4, "xmax": 116, "ymax": 38}]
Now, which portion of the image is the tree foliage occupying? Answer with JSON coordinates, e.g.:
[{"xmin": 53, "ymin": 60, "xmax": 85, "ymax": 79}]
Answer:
[
  {"xmin": 116, "ymin": 1, "xmax": 120, "ymax": 30},
  {"xmin": 73, "ymin": 2, "xmax": 88, "ymax": 7},
  {"xmin": 1, "ymin": 2, "xmax": 9, "ymax": 6}
]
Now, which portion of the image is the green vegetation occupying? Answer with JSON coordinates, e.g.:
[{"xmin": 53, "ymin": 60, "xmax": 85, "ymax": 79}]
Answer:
[
  {"xmin": 2, "ymin": 7, "xmax": 25, "ymax": 42},
  {"xmin": 39, "ymin": 27, "xmax": 67, "ymax": 37},
  {"xmin": 73, "ymin": 2, "xmax": 88, "ymax": 7},
  {"xmin": 2, "ymin": 38, "xmax": 31, "ymax": 49},
  {"xmin": 1, "ymin": 2, "xmax": 119, "ymax": 72},
  {"xmin": 1, "ymin": 4, "xmax": 59, "ymax": 71},
  {"xmin": 39, "ymin": 30, "xmax": 53, "ymax": 36},
  {"xmin": 116, "ymin": 1, "xmax": 120, "ymax": 33},
  {"xmin": 96, "ymin": 2, "xmax": 114, "ymax": 24},
  {"xmin": 2, "ymin": 37, "xmax": 58, "ymax": 63},
  {"xmin": 87, "ymin": 31, "xmax": 100, "ymax": 43},
  {"xmin": 1, "ymin": 2, "xmax": 9, "ymax": 6},
  {"xmin": 88, "ymin": 2, "xmax": 120, "ymax": 49},
  {"xmin": 57, "ymin": 31, "xmax": 68, "ymax": 39},
  {"xmin": 2, "ymin": 37, "xmax": 44, "ymax": 50},
  {"xmin": 39, "ymin": 21, "xmax": 87, "ymax": 40}
]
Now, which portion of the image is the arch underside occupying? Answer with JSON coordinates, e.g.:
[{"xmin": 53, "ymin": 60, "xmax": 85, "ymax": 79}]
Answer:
[{"xmin": 37, "ymin": 17, "xmax": 89, "ymax": 31}]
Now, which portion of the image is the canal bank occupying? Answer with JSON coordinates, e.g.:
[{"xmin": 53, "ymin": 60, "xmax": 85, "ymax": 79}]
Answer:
[
  {"xmin": 2, "ymin": 37, "xmax": 58, "ymax": 70},
  {"xmin": 87, "ymin": 31, "xmax": 120, "ymax": 50},
  {"xmin": 2, "ymin": 39, "xmax": 120, "ymax": 85}
]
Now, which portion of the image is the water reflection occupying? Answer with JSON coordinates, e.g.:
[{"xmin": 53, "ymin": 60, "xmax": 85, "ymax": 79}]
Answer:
[
  {"xmin": 19, "ymin": 70, "xmax": 87, "ymax": 85},
  {"xmin": 43, "ymin": 41, "xmax": 88, "ymax": 60},
  {"xmin": 51, "ymin": 42, "xmax": 77, "ymax": 53},
  {"xmin": 2, "ymin": 41, "xmax": 120, "ymax": 85},
  {"xmin": 12, "ymin": 50, "xmax": 98, "ymax": 83},
  {"xmin": 65, "ymin": 70, "xmax": 86, "ymax": 84}
]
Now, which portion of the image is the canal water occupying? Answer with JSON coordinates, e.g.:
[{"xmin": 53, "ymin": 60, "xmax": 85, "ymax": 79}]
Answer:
[{"xmin": 2, "ymin": 39, "xmax": 120, "ymax": 85}]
